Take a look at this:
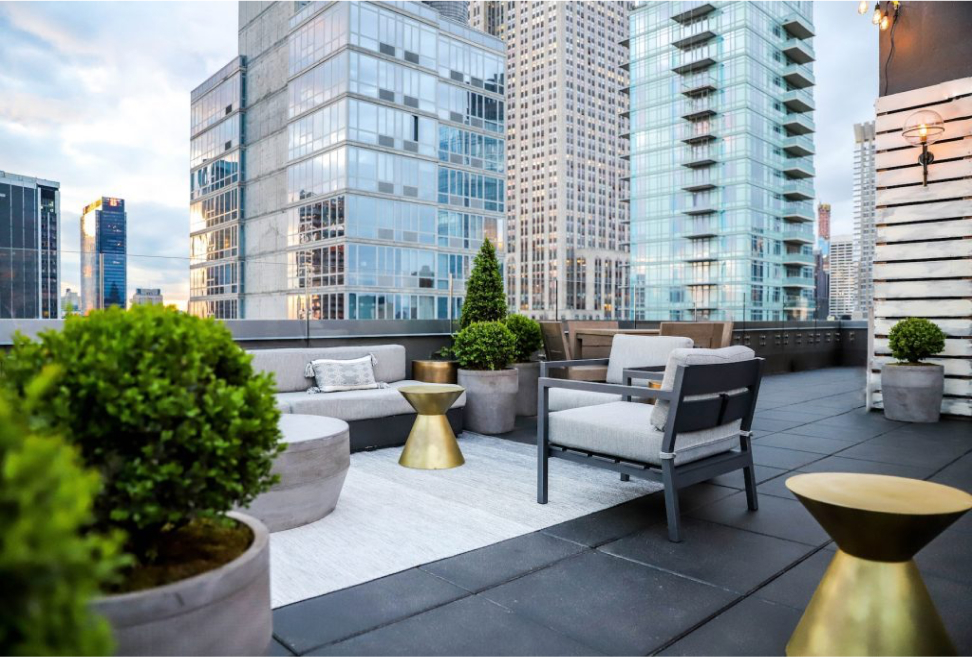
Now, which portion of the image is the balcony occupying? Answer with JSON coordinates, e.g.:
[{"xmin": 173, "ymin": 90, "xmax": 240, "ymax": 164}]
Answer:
[
  {"xmin": 681, "ymin": 73, "xmax": 718, "ymax": 97},
  {"xmin": 670, "ymin": 1, "xmax": 716, "ymax": 24},
  {"xmin": 782, "ymin": 12, "xmax": 815, "ymax": 39},
  {"xmin": 672, "ymin": 48, "xmax": 717, "ymax": 75},
  {"xmin": 782, "ymin": 133, "xmax": 815, "ymax": 156},
  {"xmin": 783, "ymin": 112, "xmax": 815, "ymax": 135},
  {"xmin": 783, "ymin": 156, "xmax": 815, "ymax": 179},
  {"xmin": 783, "ymin": 276, "xmax": 815, "ymax": 288},
  {"xmin": 783, "ymin": 201, "xmax": 815, "ymax": 222},
  {"xmin": 682, "ymin": 203, "xmax": 717, "ymax": 216},
  {"xmin": 682, "ymin": 252, "xmax": 719, "ymax": 261},
  {"xmin": 783, "ymin": 62, "xmax": 815, "ymax": 88},
  {"xmin": 783, "ymin": 250, "xmax": 815, "ymax": 265},
  {"xmin": 782, "ymin": 88, "xmax": 814, "ymax": 113},
  {"xmin": 679, "ymin": 121, "xmax": 717, "ymax": 145},
  {"xmin": 681, "ymin": 170, "xmax": 717, "ymax": 192},
  {"xmin": 783, "ymin": 228, "xmax": 815, "ymax": 244},
  {"xmin": 673, "ymin": 20, "xmax": 716, "ymax": 49},
  {"xmin": 782, "ymin": 37, "xmax": 815, "ymax": 64},
  {"xmin": 783, "ymin": 178, "xmax": 814, "ymax": 200},
  {"xmin": 680, "ymin": 96, "xmax": 717, "ymax": 121},
  {"xmin": 680, "ymin": 144, "xmax": 718, "ymax": 167},
  {"xmin": 681, "ymin": 217, "xmax": 720, "ymax": 237}
]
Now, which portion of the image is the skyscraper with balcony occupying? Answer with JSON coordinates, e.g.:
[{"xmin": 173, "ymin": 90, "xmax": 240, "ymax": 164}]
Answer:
[
  {"xmin": 628, "ymin": 1, "xmax": 816, "ymax": 321},
  {"xmin": 0, "ymin": 171, "xmax": 60, "ymax": 319},
  {"xmin": 422, "ymin": 1, "xmax": 468, "ymax": 24},
  {"xmin": 190, "ymin": 1, "xmax": 505, "ymax": 320},
  {"xmin": 81, "ymin": 196, "xmax": 127, "ymax": 313},
  {"xmin": 853, "ymin": 120, "xmax": 876, "ymax": 317},
  {"xmin": 471, "ymin": 1, "xmax": 630, "ymax": 320}
]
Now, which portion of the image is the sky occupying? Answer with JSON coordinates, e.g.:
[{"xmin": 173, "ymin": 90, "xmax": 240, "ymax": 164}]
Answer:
[{"xmin": 0, "ymin": 1, "xmax": 878, "ymax": 310}]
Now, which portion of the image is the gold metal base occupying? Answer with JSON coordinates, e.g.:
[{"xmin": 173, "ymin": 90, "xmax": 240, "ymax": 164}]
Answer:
[
  {"xmin": 786, "ymin": 550, "xmax": 956, "ymax": 656},
  {"xmin": 397, "ymin": 384, "xmax": 465, "ymax": 470}
]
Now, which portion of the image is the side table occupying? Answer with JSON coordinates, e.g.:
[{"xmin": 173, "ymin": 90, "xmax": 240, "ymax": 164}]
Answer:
[{"xmin": 397, "ymin": 384, "xmax": 465, "ymax": 470}]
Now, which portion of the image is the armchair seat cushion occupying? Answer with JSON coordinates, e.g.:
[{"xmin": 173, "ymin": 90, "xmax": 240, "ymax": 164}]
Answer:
[
  {"xmin": 275, "ymin": 380, "xmax": 465, "ymax": 422},
  {"xmin": 548, "ymin": 388, "xmax": 622, "ymax": 412},
  {"xmin": 548, "ymin": 401, "xmax": 740, "ymax": 466}
]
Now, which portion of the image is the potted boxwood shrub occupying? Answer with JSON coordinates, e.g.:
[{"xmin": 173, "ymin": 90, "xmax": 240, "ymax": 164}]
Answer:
[
  {"xmin": 0, "ymin": 370, "xmax": 125, "ymax": 656},
  {"xmin": 505, "ymin": 314, "xmax": 543, "ymax": 417},
  {"xmin": 882, "ymin": 317, "xmax": 947, "ymax": 422},
  {"xmin": 0, "ymin": 305, "xmax": 282, "ymax": 655},
  {"xmin": 454, "ymin": 321, "xmax": 518, "ymax": 434}
]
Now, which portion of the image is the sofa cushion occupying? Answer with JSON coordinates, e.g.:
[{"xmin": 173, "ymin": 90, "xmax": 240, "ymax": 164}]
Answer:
[
  {"xmin": 275, "ymin": 380, "xmax": 465, "ymax": 422},
  {"xmin": 605, "ymin": 335, "xmax": 693, "ymax": 384},
  {"xmin": 249, "ymin": 345, "xmax": 407, "ymax": 392},
  {"xmin": 649, "ymin": 346, "xmax": 756, "ymax": 431},
  {"xmin": 548, "ymin": 387, "xmax": 622, "ymax": 412},
  {"xmin": 548, "ymin": 401, "xmax": 739, "ymax": 466}
]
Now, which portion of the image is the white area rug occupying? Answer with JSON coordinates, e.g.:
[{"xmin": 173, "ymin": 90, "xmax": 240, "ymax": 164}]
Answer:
[{"xmin": 269, "ymin": 433, "xmax": 663, "ymax": 608}]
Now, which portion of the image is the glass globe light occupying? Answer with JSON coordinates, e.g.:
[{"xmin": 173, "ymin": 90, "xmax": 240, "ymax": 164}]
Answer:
[
  {"xmin": 858, "ymin": 0, "xmax": 869, "ymax": 14},
  {"xmin": 902, "ymin": 110, "xmax": 945, "ymax": 146}
]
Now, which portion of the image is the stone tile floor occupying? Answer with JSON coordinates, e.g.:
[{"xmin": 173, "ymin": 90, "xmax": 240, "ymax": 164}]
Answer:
[{"xmin": 271, "ymin": 367, "xmax": 972, "ymax": 656}]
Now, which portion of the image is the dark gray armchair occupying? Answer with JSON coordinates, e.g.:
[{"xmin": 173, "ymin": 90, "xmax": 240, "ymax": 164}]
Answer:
[{"xmin": 537, "ymin": 346, "xmax": 764, "ymax": 542}]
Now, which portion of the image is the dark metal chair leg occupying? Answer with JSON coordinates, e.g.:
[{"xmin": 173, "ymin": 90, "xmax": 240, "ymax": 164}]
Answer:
[
  {"xmin": 537, "ymin": 382, "xmax": 549, "ymax": 504},
  {"xmin": 662, "ymin": 461, "xmax": 682, "ymax": 542},
  {"xmin": 620, "ymin": 473, "xmax": 630, "ymax": 482},
  {"xmin": 743, "ymin": 464, "xmax": 758, "ymax": 511}
]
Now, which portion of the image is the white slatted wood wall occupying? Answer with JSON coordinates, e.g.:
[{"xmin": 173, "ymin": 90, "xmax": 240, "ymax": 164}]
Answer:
[{"xmin": 869, "ymin": 77, "xmax": 972, "ymax": 417}]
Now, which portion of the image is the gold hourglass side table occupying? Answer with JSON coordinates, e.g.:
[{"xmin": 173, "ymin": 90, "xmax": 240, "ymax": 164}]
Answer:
[
  {"xmin": 785, "ymin": 472, "xmax": 972, "ymax": 657},
  {"xmin": 397, "ymin": 384, "xmax": 465, "ymax": 470}
]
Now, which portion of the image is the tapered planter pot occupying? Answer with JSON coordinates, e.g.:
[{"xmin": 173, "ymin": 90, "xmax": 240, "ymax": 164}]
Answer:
[
  {"xmin": 512, "ymin": 361, "xmax": 540, "ymax": 417},
  {"xmin": 458, "ymin": 368, "xmax": 518, "ymax": 434},
  {"xmin": 93, "ymin": 512, "xmax": 271, "ymax": 656},
  {"xmin": 881, "ymin": 363, "xmax": 944, "ymax": 423}
]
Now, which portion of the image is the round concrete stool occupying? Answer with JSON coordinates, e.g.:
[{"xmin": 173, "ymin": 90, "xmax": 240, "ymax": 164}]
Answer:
[{"xmin": 245, "ymin": 415, "xmax": 350, "ymax": 532}]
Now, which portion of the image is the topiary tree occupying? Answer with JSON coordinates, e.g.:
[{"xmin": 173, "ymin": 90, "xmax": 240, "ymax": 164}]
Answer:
[
  {"xmin": 888, "ymin": 317, "xmax": 947, "ymax": 364},
  {"xmin": 459, "ymin": 238, "xmax": 507, "ymax": 329},
  {"xmin": 0, "ymin": 304, "xmax": 283, "ymax": 573},
  {"xmin": 0, "ymin": 368, "xmax": 125, "ymax": 656},
  {"xmin": 453, "ymin": 321, "xmax": 515, "ymax": 371},
  {"xmin": 504, "ymin": 314, "xmax": 543, "ymax": 363}
]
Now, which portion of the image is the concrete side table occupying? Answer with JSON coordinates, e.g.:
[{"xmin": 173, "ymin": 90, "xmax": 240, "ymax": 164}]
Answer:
[
  {"xmin": 785, "ymin": 472, "xmax": 972, "ymax": 656},
  {"xmin": 244, "ymin": 415, "xmax": 350, "ymax": 532},
  {"xmin": 397, "ymin": 384, "xmax": 465, "ymax": 470}
]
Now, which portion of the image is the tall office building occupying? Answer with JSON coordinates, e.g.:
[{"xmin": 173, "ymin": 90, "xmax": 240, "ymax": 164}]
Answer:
[
  {"xmin": 628, "ymin": 1, "xmax": 817, "ymax": 321},
  {"xmin": 816, "ymin": 201, "xmax": 830, "ymax": 243},
  {"xmin": 472, "ymin": 1, "xmax": 630, "ymax": 320},
  {"xmin": 853, "ymin": 120, "xmax": 876, "ymax": 316},
  {"xmin": 814, "ymin": 201, "xmax": 829, "ymax": 318},
  {"xmin": 190, "ymin": 1, "xmax": 506, "ymax": 320},
  {"xmin": 0, "ymin": 171, "xmax": 60, "ymax": 319},
  {"xmin": 423, "ymin": 1, "xmax": 468, "ymax": 24},
  {"xmin": 131, "ymin": 288, "xmax": 164, "ymax": 306},
  {"xmin": 81, "ymin": 197, "xmax": 127, "ymax": 312},
  {"xmin": 828, "ymin": 234, "xmax": 857, "ymax": 318}
]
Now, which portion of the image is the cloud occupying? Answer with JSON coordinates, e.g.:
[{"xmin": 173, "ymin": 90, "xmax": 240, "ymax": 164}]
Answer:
[{"xmin": 0, "ymin": 1, "xmax": 238, "ymax": 310}]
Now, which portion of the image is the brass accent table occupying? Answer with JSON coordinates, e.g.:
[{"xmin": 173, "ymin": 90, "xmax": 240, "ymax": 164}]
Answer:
[
  {"xmin": 397, "ymin": 384, "xmax": 465, "ymax": 470},
  {"xmin": 412, "ymin": 359, "xmax": 458, "ymax": 384},
  {"xmin": 786, "ymin": 472, "xmax": 972, "ymax": 656}
]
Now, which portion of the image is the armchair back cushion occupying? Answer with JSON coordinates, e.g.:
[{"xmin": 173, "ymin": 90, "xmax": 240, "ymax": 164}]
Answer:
[
  {"xmin": 649, "ymin": 346, "xmax": 756, "ymax": 430},
  {"xmin": 249, "ymin": 345, "xmax": 407, "ymax": 392},
  {"xmin": 605, "ymin": 335, "xmax": 694, "ymax": 384}
]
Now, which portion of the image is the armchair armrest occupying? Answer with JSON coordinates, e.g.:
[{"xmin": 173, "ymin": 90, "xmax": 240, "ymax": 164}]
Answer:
[
  {"xmin": 622, "ymin": 366, "xmax": 665, "ymax": 387},
  {"xmin": 540, "ymin": 358, "xmax": 609, "ymax": 377},
  {"xmin": 539, "ymin": 376, "xmax": 672, "ymax": 401}
]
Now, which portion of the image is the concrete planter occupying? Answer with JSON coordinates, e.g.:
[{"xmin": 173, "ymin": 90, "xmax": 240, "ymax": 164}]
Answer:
[
  {"xmin": 458, "ymin": 368, "xmax": 518, "ymax": 434},
  {"xmin": 93, "ymin": 512, "xmax": 271, "ymax": 656},
  {"xmin": 512, "ymin": 361, "xmax": 540, "ymax": 417},
  {"xmin": 881, "ymin": 363, "xmax": 944, "ymax": 423}
]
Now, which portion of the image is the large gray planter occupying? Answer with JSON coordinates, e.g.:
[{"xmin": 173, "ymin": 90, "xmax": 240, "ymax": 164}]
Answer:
[
  {"xmin": 93, "ymin": 512, "xmax": 271, "ymax": 656},
  {"xmin": 458, "ymin": 368, "xmax": 518, "ymax": 434},
  {"xmin": 881, "ymin": 363, "xmax": 944, "ymax": 423},
  {"xmin": 512, "ymin": 361, "xmax": 540, "ymax": 417},
  {"xmin": 241, "ymin": 415, "xmax": 350, "ymax": 532}
]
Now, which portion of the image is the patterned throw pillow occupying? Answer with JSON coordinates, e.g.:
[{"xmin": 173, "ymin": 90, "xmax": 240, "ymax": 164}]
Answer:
[{"xmin": 303, "ymin": 354, "xmax": 389, "ymax": 393}]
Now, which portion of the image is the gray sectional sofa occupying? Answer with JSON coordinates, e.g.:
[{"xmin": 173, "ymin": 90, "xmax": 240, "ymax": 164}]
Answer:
[{"xmin": 249, "ymin": 345, "xmax": 465, "ymax": 452}]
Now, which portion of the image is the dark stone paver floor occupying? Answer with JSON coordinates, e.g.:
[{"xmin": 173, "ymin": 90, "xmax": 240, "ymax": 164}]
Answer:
[{"xmin": 271, "ymin": 367, "xmax": 972, "ymax": 656}]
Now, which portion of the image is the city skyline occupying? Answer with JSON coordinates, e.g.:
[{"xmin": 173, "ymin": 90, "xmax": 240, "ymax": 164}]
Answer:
[{"xmin": 0, "ymin": 1, "xmax": 878, "ymax": 315}]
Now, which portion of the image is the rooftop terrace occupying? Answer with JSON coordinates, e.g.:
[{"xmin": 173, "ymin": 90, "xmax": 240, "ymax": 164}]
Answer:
[{"xmin": 268, "ymin": 366, "xmax": 971, "ymax": 656}]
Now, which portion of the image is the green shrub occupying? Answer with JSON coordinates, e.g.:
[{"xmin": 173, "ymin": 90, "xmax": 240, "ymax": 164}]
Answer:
[
  {"xmin": 0, "ymin": 305, "xmax": 283, "ymax": 561},
  {"xmin": 888, "ymin": 317, "xmax": 946, "ymax": 364},
  {"xmin": 504, "ymin": 314, "xmax": 543, "ymax": 363},
  {"xmin": 0, "ymin": 369, "xmax": 125, "ymax": 656},
  {"xmin": 459, "ymin": 239, "xmax": 507, "ymax": 329},
  {"xmin": 453, "ymin": 321, "xmax": 515, "ymax": 371}
]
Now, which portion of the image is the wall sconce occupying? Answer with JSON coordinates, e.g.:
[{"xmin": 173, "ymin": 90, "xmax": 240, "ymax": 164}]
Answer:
[{"xmin": 902, "ymin": 110, "xmax": 945, "ymax": 186}]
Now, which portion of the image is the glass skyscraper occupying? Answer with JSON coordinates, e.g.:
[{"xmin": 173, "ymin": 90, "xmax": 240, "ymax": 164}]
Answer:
[
  {"xmin": 628, "ymin": 1, "xmax": 816, "ymax": 321},
  {"xmin": 0, "ymin": 171, "xmax": 60, "ymax": 319},
  {"xmin": 81, "ymin": 196, "xmax": 127, "ymax": 312},
  {"xmin": 189, "ymin": 1, "xmax": 505, "ymax": 320}
]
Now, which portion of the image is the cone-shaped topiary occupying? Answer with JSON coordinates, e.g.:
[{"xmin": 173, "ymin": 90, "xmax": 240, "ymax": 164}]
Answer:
[
  {"xmin": 888, "ymin": 317, "xmax": 946, "ymax": 364},
  {"xmin": 459, "ymin": 238, "xmax": 507, "ymax": 329}
]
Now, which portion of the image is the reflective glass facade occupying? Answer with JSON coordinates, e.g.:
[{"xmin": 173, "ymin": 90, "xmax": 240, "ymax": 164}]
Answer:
[
  {"xmin": 80, "ymin": 197, "xmax": 127, "ymax": 312},
  {"xmin": 628, "ymin": 1, "xmax": 816, "ymax": 321},
  {"xmin": 0, "ymin": 172, "xmax": 60, "ymax": 319},
  {"xmin": 191, "ymin": 1, "xmax": 505, "ymax": 320}
]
